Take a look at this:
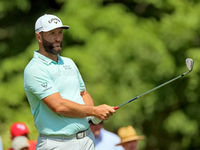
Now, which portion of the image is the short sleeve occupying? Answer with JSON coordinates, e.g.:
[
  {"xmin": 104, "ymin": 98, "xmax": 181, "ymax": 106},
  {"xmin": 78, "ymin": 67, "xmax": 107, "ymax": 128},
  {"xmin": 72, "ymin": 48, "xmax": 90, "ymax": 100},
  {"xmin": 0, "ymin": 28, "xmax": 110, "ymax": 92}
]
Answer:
[{"xmin": 24, "ymin": 65, "xmax": 58, "ymax": 100}]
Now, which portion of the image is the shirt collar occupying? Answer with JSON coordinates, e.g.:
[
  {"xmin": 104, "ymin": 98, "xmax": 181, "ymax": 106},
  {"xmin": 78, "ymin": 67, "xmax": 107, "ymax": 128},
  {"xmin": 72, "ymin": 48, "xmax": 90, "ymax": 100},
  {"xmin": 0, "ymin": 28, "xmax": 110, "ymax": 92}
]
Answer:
[{"xmin": 34, "ymin": 50, "xmax": 63, "ymax": 65}]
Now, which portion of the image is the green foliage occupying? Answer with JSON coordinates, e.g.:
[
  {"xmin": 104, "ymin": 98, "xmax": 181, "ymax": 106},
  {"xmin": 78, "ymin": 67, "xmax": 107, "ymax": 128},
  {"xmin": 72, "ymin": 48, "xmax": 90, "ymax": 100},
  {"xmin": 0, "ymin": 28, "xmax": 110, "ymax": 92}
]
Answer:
[{"xmin": 1, "ymin": 0, "xmax": 200, "ymax": 149}]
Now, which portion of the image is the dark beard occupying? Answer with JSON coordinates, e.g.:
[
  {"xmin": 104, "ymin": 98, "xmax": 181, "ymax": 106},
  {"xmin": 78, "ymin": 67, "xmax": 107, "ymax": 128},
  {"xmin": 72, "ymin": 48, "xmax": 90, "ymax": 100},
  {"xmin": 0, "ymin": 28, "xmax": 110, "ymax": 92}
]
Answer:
[{"xmin": 41, "ymin": 36, "xmax": 62, "ymax": 55}]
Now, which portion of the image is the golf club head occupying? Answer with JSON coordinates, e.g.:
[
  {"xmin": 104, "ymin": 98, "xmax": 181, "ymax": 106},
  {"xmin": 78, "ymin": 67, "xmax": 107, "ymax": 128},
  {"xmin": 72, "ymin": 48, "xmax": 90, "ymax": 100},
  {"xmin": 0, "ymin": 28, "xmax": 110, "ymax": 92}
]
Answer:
[{"xmin": 186, "ymin": 58, "xmax": 193, "ymax": 71}]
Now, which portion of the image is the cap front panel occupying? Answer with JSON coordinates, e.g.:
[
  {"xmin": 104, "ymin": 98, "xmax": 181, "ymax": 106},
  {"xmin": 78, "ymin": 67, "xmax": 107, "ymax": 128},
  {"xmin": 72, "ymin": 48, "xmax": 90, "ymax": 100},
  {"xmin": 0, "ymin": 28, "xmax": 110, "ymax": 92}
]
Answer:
[{"xmin": 42, "ymin": 15, "xmax": 63, "ymax": 32}]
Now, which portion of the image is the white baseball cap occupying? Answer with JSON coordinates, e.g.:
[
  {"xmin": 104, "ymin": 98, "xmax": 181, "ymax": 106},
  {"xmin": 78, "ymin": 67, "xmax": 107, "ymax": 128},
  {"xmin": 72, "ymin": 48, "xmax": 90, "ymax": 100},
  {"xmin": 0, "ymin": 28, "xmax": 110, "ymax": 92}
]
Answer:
[
  {"xmin": 12, "ymin": 136, "xmax": 29, "ymax": 150},
  {"xmin": 35, "ymin": 14, "xmax": 69, "ymax": 33}
]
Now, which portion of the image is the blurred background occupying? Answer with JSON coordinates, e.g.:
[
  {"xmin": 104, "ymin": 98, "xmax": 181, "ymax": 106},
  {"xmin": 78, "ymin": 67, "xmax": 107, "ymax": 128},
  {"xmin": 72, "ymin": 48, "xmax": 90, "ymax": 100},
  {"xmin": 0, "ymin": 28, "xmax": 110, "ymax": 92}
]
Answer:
[{"xmin": 0, "ymin": 0, "xmax": 200, "ymax": 149}]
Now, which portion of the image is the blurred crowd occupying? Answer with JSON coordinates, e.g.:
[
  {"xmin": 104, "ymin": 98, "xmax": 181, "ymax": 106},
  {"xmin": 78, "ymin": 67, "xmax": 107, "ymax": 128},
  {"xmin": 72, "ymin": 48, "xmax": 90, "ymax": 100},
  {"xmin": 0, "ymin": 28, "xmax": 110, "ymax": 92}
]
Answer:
[
  {"xmin": 1, "ymin": 122, "xmax": 145, "ymax": 150},
  {"xmin": 1, "ymin": 122, "xmax": 37, "ymax": 150},
  {"xmin": 90, "ymin": 121, "xmax": 145, "ymax": 150}
]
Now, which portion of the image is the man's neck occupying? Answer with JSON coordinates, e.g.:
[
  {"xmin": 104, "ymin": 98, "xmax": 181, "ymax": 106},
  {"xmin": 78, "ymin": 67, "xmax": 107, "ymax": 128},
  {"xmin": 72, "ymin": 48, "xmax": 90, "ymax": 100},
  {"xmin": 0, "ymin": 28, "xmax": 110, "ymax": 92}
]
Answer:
[{"xmin": 38, "ymin": 49, "xmax": 58, "ymax": 62}]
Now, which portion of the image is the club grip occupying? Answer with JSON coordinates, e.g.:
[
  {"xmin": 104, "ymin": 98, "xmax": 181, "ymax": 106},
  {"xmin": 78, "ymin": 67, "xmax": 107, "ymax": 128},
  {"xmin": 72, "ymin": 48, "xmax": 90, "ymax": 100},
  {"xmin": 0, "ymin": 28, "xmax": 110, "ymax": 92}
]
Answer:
[{"xmin": 113, "ymin": 106, "xmax": 119, "ymax": 110}]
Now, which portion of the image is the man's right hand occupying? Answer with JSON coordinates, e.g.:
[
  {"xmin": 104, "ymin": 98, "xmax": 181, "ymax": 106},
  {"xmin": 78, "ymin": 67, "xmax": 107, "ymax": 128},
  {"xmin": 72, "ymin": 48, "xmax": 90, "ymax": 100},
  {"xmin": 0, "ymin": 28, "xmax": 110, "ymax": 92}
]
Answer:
[{"xmin": 93, "ymin": 104, "xmax": 116, "ymax": 120}]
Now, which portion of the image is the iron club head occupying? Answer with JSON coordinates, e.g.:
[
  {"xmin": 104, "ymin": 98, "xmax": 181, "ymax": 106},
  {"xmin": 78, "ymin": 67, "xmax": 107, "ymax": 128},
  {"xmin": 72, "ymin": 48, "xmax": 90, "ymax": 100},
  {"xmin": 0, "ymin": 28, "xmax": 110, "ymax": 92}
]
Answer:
[{"xmin": 186, "ymin": 58, "xmax": 194, "ymax": 72}]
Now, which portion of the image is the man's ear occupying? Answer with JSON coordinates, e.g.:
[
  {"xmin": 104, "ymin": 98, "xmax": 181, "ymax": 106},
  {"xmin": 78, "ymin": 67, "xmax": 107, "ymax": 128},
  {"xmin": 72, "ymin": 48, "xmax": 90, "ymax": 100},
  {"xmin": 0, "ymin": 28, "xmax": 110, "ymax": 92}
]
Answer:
[{"xmin": 36, "ymin": 32, "xmax": 42, "ymax": 42}]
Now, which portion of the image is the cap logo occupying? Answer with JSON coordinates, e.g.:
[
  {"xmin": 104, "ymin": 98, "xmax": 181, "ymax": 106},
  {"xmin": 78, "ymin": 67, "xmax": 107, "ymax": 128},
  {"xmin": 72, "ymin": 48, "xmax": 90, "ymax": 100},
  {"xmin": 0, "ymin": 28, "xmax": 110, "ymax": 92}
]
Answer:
[
  {"xmin": 48, "ymin": 18, "xmax": 60, "ymax": 24},
  {"xmin": 16, "ymin": 124, "xmax": 26, "ymax": 130}
]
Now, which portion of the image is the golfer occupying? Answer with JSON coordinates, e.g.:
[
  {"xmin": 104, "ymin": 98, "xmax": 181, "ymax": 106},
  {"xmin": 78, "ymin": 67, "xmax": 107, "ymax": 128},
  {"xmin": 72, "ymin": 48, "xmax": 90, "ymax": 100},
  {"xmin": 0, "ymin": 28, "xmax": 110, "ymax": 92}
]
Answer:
[{"xmin": 24, "ymin": 14, "xmax": 115, "ymax": 150}]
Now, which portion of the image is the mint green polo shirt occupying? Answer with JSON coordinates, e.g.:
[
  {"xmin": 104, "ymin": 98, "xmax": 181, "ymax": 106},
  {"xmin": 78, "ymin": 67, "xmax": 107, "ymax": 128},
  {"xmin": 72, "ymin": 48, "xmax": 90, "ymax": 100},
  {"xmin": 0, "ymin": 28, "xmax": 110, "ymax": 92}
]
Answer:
[{"xmin": 24, "ymin": 51, "xmax": 89, "ymax": 135}]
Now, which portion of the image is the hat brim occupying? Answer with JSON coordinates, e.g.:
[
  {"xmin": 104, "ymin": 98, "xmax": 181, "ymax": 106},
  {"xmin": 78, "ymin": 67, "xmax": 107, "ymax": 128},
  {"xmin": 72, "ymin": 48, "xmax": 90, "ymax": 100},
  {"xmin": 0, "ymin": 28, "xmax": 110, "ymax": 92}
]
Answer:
[
  {"xmin": 116, "ymin": 135, "xmax": 145, "ymax": 146},
  {"xmin": 62, "ymin": 25, "xmax": 70, "ymax": 29},
  {"xmin": 38, "ymin": 25, "xmax": 70, "ymax": 33}
]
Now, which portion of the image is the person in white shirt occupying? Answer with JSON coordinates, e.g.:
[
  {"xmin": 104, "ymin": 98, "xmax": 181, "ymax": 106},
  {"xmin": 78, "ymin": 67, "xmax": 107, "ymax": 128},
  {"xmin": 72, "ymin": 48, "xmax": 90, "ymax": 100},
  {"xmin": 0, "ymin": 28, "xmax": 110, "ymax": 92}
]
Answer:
[
  {"xmin": 0, "ymin": 136, "xmax": 3, "ymax": 150},
  {"xmin": 90, "ymin": 121, "xmax": 124, "ymax": 150}
]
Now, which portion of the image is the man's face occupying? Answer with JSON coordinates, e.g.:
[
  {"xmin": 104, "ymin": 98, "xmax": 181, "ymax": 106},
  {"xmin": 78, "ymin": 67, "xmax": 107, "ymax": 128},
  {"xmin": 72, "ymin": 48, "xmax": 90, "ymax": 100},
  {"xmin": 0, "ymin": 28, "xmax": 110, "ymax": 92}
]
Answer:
[
  {"xmin": 40, "ymin": 28, "xmax": 63, "ymax": 55},
  {"xmin": 90, "ymin": 123, "xmax": 103, "ymax": 138},
  {"xmin": 122, "ymin": 140, "xmax": 138, "ymax": 150}
]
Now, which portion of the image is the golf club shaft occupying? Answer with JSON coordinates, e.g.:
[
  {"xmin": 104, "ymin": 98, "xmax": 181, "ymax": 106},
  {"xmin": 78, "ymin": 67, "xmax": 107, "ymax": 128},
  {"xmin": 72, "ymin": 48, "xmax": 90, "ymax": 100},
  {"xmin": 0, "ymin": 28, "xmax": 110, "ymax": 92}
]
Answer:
[{"xmin": 113, "ymin": 70, "xmax": 190, "ymax": 110}]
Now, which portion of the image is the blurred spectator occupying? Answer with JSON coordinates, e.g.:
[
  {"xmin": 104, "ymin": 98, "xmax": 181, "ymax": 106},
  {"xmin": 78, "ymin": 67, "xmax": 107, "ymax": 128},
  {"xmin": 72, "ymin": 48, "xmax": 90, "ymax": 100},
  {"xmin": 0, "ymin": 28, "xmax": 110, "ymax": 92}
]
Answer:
[
  {"xmin": 12, "ymin": 136, "xmax": 29, "ymax": 150},
  {"xmin": 6, "ymin": 122, "xmax": 37, "ymax": 150},
  {"xmin": 116, "ymin": 125, "xmax": 145, "ymax": 150},
  {"xmin": 0, "ymin": 136, "xmax": 3, "ymax": 150},
  {"xmin": 90, "ymin": 121, "xmax": 123, "ymax": 150}
]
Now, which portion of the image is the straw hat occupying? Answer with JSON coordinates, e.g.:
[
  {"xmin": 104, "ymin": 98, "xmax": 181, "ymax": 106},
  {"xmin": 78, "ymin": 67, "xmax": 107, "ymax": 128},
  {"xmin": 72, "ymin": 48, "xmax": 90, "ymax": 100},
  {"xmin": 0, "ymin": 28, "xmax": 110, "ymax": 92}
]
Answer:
[{"xmin": 116, "ymin": 125, "xmax": 145, "ymax": 145}]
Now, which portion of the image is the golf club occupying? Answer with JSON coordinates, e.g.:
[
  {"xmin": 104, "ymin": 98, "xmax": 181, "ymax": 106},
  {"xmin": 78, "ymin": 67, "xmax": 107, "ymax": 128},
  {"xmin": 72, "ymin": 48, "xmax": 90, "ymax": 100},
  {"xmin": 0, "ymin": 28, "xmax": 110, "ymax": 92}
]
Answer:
[{"xmin": 113, "ymin": 58, "xmax": 194, "ymax": 110}]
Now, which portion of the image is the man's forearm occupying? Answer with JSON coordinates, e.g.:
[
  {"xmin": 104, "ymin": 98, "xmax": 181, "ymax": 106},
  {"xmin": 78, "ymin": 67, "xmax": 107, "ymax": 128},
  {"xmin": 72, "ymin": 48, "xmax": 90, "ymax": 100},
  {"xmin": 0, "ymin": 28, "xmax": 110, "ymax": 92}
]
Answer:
[
  {"xmin": 81, "ymin": 90, "xmax": 94, "ymax": 106},
  {"xmin": 58, "ymin": 100, "xmax": 95, "ymax": 117},
  {"xmin": 42, "ymin": 92, "xmax": 115, "ymax": 120}
]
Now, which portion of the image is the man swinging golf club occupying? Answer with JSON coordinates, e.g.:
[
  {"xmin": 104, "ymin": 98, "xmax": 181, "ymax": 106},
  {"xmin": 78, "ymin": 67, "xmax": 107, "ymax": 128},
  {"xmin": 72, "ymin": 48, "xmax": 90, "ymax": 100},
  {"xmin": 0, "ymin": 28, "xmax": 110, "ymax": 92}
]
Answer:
[{"xmin": 24, "ymin": 14, "xmax": 115, "ymax": 150}]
